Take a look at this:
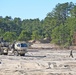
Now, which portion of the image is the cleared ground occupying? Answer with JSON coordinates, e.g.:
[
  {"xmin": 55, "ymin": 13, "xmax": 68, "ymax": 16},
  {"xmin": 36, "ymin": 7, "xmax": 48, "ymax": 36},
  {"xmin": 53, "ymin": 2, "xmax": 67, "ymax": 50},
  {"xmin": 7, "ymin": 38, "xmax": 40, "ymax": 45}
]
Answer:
[{"xmin": 0, "ymin": 48, "xmax": 76, "ymax": 75}]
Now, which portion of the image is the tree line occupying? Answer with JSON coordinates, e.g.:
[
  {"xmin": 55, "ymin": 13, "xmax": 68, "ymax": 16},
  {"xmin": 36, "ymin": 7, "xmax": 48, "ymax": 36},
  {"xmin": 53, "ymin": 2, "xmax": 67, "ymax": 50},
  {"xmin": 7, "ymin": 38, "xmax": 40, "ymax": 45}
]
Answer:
[{"xmin": 0, "ymin": 2, "xmax": 76, "ymax": 47}]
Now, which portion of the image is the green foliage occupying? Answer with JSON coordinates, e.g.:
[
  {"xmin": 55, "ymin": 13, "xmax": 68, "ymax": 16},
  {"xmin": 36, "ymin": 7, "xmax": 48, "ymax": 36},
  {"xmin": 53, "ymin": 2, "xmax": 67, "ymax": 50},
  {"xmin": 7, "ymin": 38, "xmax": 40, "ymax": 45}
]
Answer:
[
  {"xmin": 18, "ymin": 30, "xmax": 31, "ymax": 41},
  {"xmin": 0, "ymin": 28, "xmax": 4, "ymax": 37},
  {"xmin": 3, "ymin": 32, "xmax": 17, "ymax": 42},
  {"xmin": 31, "ymin": 30, "xmax": 42, "ymax": 40}
]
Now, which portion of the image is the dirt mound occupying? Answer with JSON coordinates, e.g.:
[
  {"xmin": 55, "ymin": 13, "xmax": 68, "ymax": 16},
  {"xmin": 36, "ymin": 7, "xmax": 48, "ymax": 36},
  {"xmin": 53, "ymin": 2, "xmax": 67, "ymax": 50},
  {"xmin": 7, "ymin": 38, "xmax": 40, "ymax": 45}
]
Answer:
[{"xmin": 30, "ymin": 43, "xmax": 59, "ymax": 49}]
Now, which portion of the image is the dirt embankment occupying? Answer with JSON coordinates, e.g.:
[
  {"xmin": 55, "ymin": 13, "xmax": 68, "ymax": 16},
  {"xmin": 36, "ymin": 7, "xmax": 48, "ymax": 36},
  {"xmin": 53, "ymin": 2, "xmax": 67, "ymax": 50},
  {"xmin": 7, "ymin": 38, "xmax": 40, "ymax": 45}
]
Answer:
[
  {"xmin": 30, "ymin": 43, "xmax": 70, "ymax": 50},
  {"xmin": 30, "ymin": 43, "xmax": 58, "ymax": 49},
  {"xmin": 29, "ymin": 42, "xmax": 76, "ymax": 50}
]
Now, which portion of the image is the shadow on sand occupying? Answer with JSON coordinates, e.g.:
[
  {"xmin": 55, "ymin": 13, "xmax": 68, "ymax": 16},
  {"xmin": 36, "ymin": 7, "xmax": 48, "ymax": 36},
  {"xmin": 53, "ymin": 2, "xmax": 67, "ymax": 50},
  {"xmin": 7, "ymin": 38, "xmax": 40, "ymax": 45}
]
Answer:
[{"xmin": 25, "ymin": 55, "xmax": 46, "ymax": 58}]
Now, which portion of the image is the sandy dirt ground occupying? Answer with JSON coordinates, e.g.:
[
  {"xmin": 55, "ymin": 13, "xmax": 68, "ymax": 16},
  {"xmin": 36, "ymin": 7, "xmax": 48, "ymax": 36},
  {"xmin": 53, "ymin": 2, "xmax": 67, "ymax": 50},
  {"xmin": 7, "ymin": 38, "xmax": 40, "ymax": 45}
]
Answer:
[{"xmin": 0, "ymin": 43, "xmax": 76, "ymax": 75}]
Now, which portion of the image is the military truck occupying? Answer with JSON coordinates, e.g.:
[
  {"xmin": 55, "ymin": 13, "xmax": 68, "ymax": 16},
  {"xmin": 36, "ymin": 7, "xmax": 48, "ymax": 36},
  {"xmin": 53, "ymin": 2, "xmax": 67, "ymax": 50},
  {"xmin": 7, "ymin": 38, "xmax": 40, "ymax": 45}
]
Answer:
[
  {"xmin": 0, "ymin": 44, "xmax": 9, "ymax": 55},
  {"xmin": 10, "ymin": 41, "xmax": 28, "ymax": 56},
  {"xmin": 0, "ymin": 37, "xmax": 28, "ymax": 56},
  {"xmin": 0, "ymin": 37, "xmax": 9, "ymax": 55}
]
